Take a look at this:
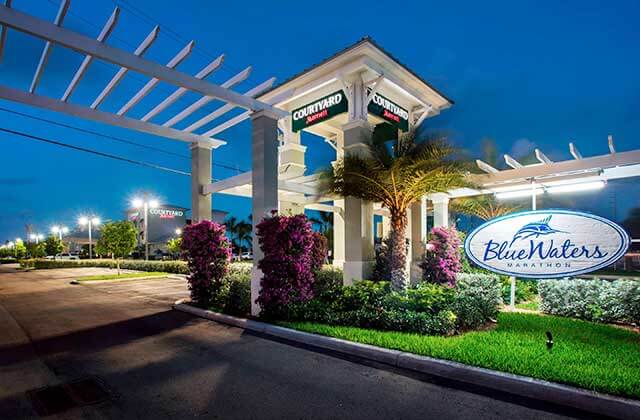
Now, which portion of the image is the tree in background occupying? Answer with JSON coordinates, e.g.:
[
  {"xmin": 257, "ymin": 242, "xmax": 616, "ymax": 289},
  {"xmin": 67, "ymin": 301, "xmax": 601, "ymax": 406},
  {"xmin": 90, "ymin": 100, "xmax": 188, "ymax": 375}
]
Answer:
[
  {"xmin": 224, "ymin": 216, "xmax": 253, "ymax": 255},
  {"xmin": 96, "ymin": 221, "xmax": 137, "ymax": 274},
  {"xmin": 26, "ymin": 241, "xmax": 46, "ymax": 258},
  {"xmin": 450, "ymin": 195, "xmax": 520, "ymax": 221},
  {"xmin": 167, "ymin": 237, "xmax": 182, "ymax": 260},
  {"xmin": 323, "ymin": 130, "xmax": 468, "ymax": 291},
  {"xmin": 13, "ymin": 239, "xmax": 27, "ymax": 259},
  {"xmin": 44, "ymin": 235, "xmax": 63, "ymax": 257},
  {"xmin": 236, "ymin": 221, "xmax": 252, "ymax": 253}
]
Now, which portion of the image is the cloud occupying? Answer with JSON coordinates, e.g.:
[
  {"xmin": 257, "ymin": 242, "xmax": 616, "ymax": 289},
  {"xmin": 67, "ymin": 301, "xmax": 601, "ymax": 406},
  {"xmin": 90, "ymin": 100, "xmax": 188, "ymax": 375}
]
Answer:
[{"xmin": 509, "ymin": 138, "xmax": 536, "ymax": 159}]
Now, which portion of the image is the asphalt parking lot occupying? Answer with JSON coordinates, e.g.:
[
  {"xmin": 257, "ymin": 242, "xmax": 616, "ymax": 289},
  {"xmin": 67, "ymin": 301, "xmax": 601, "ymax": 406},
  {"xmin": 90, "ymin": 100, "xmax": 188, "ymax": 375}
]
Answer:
[{"xmin": 0, "ymin": 265, "xmax": 575, "ymax": 419}]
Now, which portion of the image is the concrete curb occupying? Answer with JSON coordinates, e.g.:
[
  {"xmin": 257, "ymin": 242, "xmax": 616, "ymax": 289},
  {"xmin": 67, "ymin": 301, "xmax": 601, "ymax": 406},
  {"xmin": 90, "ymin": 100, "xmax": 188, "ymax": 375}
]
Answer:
[
  {"xmin": 72, "ymin": 274, "xmax": 170, "ymax": 284},
  {"xmin": 173, "ymin": 300, "xmax": 640, "ymax": 420}
]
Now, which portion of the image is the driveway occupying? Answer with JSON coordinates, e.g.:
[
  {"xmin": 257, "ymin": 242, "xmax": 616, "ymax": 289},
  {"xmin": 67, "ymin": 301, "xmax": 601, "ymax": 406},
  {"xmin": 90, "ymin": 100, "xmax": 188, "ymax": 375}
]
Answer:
[{"xmin": 0, "ymin": 265, "xmax": 577, "ymax": 419}]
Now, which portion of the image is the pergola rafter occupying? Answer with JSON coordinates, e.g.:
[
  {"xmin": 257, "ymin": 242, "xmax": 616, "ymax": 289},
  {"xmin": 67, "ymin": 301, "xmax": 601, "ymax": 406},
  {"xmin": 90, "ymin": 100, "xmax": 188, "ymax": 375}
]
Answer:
[{"xmin": 0, "ymin": 2, "xmax": 286, "ymax": 149}]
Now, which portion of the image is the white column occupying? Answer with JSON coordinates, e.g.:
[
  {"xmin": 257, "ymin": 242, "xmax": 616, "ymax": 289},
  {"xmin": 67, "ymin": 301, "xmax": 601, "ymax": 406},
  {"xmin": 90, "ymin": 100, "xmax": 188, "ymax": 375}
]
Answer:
[
  {"xmin": 381, "ymin": 216, "xmax": 391, "ymax": 238},
  {"xmin": 332, "ymin": 131, "xmax": 345, "ymax": 269},
  {"xmin": 410, "ymin": 197, "xmax": 427, "ymax": 283},
  {"xmin": 278, "ymin": 129, "xmax": 306, "ymax": 215},
  {"xmin": 250, "ymin": 110, "xmax": 280, "ymax": 316},
  {"xmin": 341, "ymin": 119, "xmax": 375, "ymax": 284},
  {"xmin": 190, "ymin": 142, "xmax": 212, "ymax": 222},
  {"xmin": 431, "ymin": 193, "xmax": 450, "ymax": 228}
]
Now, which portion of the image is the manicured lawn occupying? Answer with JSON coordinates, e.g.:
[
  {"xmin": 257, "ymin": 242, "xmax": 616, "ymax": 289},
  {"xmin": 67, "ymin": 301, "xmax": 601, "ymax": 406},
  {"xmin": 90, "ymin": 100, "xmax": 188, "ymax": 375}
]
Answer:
[
  {"xmin": 281, "ymin": 312, "xmax": 640, "ymax": 399},
  {"xmin": 76, "ymin": 272, "xmax": 169, "ymax": 282},
  {"xmin": 515, "ymin": 300, "xmax": 539, "ymax": 311}
]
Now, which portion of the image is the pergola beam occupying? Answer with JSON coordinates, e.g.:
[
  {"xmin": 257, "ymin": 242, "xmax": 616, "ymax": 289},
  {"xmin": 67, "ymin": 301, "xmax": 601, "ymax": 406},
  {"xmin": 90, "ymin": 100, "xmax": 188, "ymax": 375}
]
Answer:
[
  {"xmin": 504, "ymin": 153, "xmax": 523, "ymax": 169},
  {"xmin": 569, "ymin": 142, "xmax": 582, "ymax": 160},
  {"xmin": 62, "ymin": 7, "xmax": 120, "ymax": 102},
  {"xmin": 608, "ymin": 135, "xmax": 616, "ymax": 154},
  {"xmin": 91, "ymin": 26, "xmax": 159, "ymax": 109},
  {"xmin": 163, "ymin": 66, "xmax": 252, "ymax": 128},
  {"xmin": 117, "ymin": 41, "xmax": 194, "ymax": 116},
  {"xmin": 472, "ymin": 149, "xmax": 640, "ymax": 184},
  {"xmin": 183, "ymin": 76, "xmax": 275, "ymax": 133},
  {"xmin": 0, "ymin": 0, "xmax": 12, "ymax": 63},
  {"xmin": 141, "ymin": 54, "xmax": 224, "ymax": 122},
  {"xmin": 0, "ymin": 5, "xmax": 285, "ymax": 116},
  {"xmin": 476, "ymin": 159, "xmax": 499, "ymax": 174},
  {"xmin": 0, "ymin": 84, "xmax": 224, "ymax": 147},
  {"xmin": 535, "ymin": 148, "xmax": 552, "ymax": 164},
  {"xmin": 29, "ymin": 0, "xmax": 69, "ymax": 94},
  {"xmin": 202, "ymin": 86, "xmax": 293, "ymax": 136}
]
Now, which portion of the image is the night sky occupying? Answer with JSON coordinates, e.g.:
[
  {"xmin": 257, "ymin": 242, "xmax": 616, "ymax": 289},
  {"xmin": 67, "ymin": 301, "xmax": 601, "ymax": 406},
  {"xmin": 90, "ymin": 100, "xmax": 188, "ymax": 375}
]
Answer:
[{"xmin": 1, "ymin": 0, "xmax": 639, "ymax": 241}]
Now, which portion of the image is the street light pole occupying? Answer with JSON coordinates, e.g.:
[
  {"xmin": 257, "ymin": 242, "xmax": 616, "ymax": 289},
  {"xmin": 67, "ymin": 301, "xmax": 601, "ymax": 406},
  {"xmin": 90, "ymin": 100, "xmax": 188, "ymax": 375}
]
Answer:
[
  {"xmin": 132, "ymin": 193, "xmax": 158, "ymax": 261},
  {"xmin": 79, "ymin": 217, "xmax": 100, "ymax": 259},
  {"xmin": 144, "ymin": 194, "xmax": 149, "ymax": 261}
]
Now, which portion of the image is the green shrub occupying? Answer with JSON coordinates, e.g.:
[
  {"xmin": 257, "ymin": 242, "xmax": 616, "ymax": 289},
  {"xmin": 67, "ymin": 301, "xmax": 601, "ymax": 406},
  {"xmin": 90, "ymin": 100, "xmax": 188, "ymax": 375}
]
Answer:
[
  {"xmin": 218, "ymin": 273, "xmax": 251, "ymax": 316},
  {"xmin": 454, "ymin": 273, "xmax": 503, "ymax": 330},
  {"xmin": 539, "ymin": 278, "xmax": 640, "ymax": 325},
  {"xmin": 287, "ymin": 274, "xmax": 502, "ymax": 335},
  {"xmin": 384, "ymin": 282, "xmax": 455, "ymax": 314},
  {"xmin": 501, "ymin": 277, "xmax": 538, "ymax": 303},
  {"xmin": 0, "ymin": 257, "xmax": 17, "ymax": 264}
]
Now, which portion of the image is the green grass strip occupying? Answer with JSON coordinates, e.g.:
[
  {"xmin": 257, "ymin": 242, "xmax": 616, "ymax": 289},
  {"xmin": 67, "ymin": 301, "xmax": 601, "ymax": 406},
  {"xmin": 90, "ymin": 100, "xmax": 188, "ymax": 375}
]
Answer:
[
  {"xmin": 76, "ymin": 272, "xmax": 170, "ymax": 282},
  {"xmin": 280, "ymin": 312, "xmax": 640, "ymax": 399}
]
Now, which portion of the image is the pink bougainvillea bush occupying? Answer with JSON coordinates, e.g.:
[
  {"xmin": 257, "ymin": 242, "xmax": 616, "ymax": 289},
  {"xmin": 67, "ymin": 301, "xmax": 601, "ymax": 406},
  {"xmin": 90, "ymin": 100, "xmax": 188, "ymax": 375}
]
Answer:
[
  {"xmin": 256, "ymin": 213, "xmax": 317, "ymax": 318},
  {"xmin": 180, "ymin": 220, "xmax": 231, "ymax": 306},
  {"xmin": 420, "ymin": 226, "xmax": 462, "ymax": 287},
  {"xmin": 310, "ymin": 231, "xmax": 328, "ymax": 273}
]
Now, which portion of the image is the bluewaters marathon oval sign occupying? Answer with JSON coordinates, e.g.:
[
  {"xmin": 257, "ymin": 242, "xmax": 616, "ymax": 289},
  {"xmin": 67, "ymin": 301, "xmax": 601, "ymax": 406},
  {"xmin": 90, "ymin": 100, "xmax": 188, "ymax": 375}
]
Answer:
[{"xmin": 464, "ymin": 210, "xmax": 630, "ymax": 278}]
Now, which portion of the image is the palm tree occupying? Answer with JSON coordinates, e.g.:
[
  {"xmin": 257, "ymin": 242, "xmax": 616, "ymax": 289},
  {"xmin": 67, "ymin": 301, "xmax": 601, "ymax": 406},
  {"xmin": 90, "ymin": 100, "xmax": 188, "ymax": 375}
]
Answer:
[
  {"xmin": 236, "ymin": 221, "xmax": 252, "ymax": 253},
  {"xmin": 323, "ymin": 130, "xmax": 469, "ymax": 291},
  {"xmin": 224, "ymin": 216, "xmax": 241, "ymax": 256},
  {"xmin": 451, "ymin": 195, "xmax": 520, "ymax": 221}
]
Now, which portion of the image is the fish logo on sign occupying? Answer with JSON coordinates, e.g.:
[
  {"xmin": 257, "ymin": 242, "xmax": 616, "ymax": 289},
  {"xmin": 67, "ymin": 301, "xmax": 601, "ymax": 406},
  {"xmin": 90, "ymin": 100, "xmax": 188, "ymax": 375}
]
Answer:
[{"xmin": 510, "ymin": 216, "xmax": 565, "ymax": 245}]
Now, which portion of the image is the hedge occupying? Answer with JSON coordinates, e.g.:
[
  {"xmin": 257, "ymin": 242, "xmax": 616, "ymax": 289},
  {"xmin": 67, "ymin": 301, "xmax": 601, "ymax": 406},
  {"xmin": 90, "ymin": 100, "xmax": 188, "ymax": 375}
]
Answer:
[
  {"xmin": 539, "ymin": 278, "xmax": 640, "ymax": 325},
  {"xmin": 19, "ymin": 258, "xmax": 253, "ymax": 277}
]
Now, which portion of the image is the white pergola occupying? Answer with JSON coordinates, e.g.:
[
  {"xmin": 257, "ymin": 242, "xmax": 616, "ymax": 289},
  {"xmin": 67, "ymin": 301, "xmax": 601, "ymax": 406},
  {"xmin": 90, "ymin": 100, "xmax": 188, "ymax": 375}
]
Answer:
[{"xmin": 0, "ymin": 0, "xmax": 288, "ymax": 221}]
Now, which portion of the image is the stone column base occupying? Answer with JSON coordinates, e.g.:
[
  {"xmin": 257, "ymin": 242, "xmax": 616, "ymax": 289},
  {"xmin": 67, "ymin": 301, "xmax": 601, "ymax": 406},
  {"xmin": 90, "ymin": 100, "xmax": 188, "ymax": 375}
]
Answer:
[
  {"xmin": 342, "ymin": 260, "xmax": 374, "ymax": 285},
  {"xmin": 410, "ymin": 261, "xmax": 423, "ymax": 286}
]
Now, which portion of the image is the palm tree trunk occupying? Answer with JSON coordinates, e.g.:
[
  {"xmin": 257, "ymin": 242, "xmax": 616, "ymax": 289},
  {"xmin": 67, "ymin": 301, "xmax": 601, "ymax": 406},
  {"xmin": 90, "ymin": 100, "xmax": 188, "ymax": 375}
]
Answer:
[{"xmin": 389, "ymin": 209, "xmax": 408, "ymax": 292}]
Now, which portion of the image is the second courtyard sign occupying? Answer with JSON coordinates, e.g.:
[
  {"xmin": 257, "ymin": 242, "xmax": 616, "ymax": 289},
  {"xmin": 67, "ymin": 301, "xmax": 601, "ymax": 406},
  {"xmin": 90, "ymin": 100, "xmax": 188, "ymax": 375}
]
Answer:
[{"xmin": 464, "ymin": 210, "xmax": 630, "ymax": 278}]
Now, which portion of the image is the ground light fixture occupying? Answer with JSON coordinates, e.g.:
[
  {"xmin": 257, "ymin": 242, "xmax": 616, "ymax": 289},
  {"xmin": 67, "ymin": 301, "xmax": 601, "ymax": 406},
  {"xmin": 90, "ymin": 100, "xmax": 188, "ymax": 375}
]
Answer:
[
  {"xmin": 78, "ymin": 216, "xmax": 100, "ymax": 259},
  {"xmin": 131, "ymin": 194, "xmax": 159, "ymax": 261}
]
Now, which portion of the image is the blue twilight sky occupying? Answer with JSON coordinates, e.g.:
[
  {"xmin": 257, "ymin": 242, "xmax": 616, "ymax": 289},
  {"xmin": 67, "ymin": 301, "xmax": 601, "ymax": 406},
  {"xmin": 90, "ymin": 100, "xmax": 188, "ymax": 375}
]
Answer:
[{"xmin": 0, "ymin": 0, "xmax": 639, "ymax": 241}]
